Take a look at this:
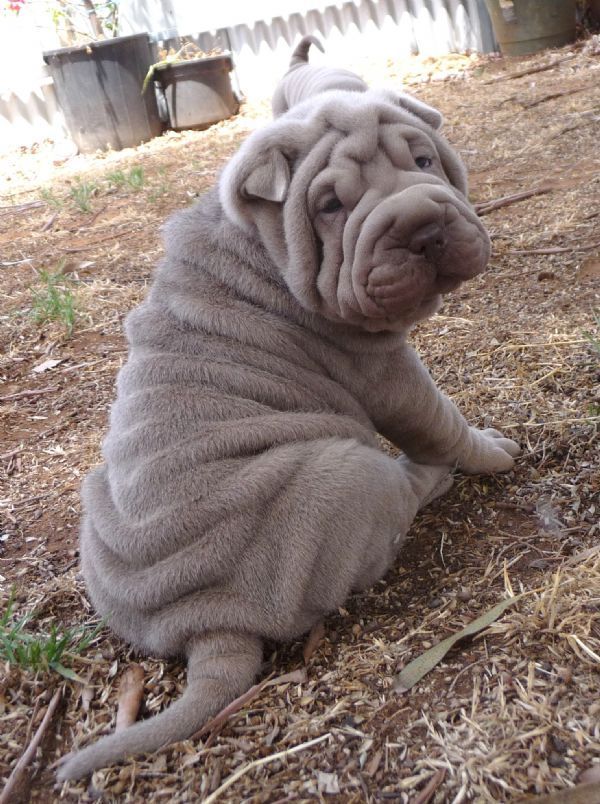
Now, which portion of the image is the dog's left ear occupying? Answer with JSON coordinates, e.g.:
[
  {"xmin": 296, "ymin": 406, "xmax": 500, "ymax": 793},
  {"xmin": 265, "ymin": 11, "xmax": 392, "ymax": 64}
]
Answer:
[{"xmin": 243, "ymin": 149, "xmax": 290, "ymax": 203}]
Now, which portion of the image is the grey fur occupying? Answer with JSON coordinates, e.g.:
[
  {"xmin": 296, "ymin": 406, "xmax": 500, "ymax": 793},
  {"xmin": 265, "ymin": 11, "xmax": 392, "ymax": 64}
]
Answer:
[{"xmin": 57, "ymin": 84, "xmax": 519, "ymax": 781}]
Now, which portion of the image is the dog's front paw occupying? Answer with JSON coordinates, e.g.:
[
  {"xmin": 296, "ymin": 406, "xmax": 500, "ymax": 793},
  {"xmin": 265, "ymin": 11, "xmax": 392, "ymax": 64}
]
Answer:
[{"xmin": 458, "ymin": 427, "xmax": 521, "ymax": 475}]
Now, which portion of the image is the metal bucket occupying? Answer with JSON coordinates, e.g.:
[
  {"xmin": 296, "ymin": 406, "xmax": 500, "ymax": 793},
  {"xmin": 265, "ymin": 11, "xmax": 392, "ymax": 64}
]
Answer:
[{"xmin": 155, "ymin": 55, "xmax": 239, "ymax": 131}]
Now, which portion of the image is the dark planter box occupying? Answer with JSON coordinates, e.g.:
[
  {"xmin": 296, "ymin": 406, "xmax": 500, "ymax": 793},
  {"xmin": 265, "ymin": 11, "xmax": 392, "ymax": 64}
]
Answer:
[
  {"xmin": 484, "ymin": 0, "xmax": 576, "ymax": 56},
  {"xmin": 43, "ymin": 33, "xmax": 163, "ymax": 153},
  {"xmin": 155, "ymin": 54, "xmax": 239, "ymax": 131}
]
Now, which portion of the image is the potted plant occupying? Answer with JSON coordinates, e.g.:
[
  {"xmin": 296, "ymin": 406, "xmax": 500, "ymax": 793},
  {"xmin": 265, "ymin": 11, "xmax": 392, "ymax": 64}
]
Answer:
[
  {"xmin": 144, "ymin": 42, "xmax": 239, "ymax": 131},
  {"xmin": 5, "ymin": 0, "xmax": 163, "ymax": 152},
  {"xmin": 484, "ymin": 0, "xmax": 577, "ymax": 56}
]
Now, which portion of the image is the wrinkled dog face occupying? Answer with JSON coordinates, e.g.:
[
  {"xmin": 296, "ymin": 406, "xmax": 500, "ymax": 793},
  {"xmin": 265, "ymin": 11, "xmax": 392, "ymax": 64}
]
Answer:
[{"xmin": 221, "ymin": 90, "xmax": 490, "ymax": 331}]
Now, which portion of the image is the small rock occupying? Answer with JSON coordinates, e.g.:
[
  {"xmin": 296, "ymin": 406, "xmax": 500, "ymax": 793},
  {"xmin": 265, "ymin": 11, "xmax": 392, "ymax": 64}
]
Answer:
[
  {"xmin": 428, "ymin": 597, "xmax": 443, "ymax": 609},
  {"xmin": 551, "ymin": 735, "xmax": 568, "ymax": 754},
  {"xmin": 457, "ymin": 588, "xmax": 472, "ymax": 601},
  {"xmin": 548, "ymin": 751, "xmax": 566, "ymax": 768}
]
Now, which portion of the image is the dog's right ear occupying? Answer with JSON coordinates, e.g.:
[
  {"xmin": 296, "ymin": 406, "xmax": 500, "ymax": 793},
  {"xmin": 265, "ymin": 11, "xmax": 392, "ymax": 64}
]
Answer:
[
  {"xmin": 242, "ymin": 149, "xmax": 290, "ymax": 203},
  {"xmin": 220, "ymin": 139, "xmax": 294, "ymax": 232}
]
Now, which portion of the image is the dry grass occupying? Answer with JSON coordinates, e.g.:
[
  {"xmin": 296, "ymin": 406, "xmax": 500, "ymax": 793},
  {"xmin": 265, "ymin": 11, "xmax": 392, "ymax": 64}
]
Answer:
[{"xmin": 1, "ymin": 36, "xmax": 599, "ymax": 803}]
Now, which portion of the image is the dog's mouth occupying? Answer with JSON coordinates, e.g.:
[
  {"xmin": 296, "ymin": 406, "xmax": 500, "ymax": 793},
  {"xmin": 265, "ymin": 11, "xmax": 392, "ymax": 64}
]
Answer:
[{"xmin": 360, "ymin": 253, "xmax": 467, "ymax": 318}]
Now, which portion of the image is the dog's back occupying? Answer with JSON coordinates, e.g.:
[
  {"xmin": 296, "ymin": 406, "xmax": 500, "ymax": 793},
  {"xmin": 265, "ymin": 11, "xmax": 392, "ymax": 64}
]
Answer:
[{"xmin": 272, "ymin": 34, "xmax": 367, "ymax": 116}]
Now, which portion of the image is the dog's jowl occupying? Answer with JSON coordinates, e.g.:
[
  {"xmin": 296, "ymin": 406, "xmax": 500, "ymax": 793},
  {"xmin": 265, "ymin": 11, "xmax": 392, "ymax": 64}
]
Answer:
[{"xmin": 58, "ymin": 42, "xmax": 520, "ymax": 780}]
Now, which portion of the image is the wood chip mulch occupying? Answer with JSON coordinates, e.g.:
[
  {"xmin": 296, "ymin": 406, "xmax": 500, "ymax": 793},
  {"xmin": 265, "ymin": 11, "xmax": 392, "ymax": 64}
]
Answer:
[{"xmin": 1, "ymin": 36, "xmax": 599, "ymax": 804}]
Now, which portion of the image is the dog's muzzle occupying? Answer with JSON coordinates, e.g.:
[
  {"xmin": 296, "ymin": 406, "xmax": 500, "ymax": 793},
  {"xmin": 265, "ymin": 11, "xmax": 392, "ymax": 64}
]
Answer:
[{"xmin": 349, "ymin": 185, "xmax": 490, "ymax": 318}]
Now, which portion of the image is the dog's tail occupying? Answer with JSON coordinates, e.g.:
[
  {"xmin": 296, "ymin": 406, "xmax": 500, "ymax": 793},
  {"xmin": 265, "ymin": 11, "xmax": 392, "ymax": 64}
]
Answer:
[
  {"xmin": 56, "ymin": 632, "xmax": 262, "ymax": 781},
  {"xmin": 289, "ymin": 34, "xmax": 325, "ymax": 67}
]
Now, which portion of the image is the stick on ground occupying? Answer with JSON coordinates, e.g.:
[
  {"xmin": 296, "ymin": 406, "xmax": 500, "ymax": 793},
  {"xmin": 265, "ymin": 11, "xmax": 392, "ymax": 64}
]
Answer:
[
  {"xmin": 0, "ymin": 688, "xmax": 62, "ymax": 804},
  {"xmin": 475, "ymin": 186, "xmax": 553, "ymax": 216},
  {"xmin": 202, "ymin": 733, "xmax": 331, "ymax": 804},
  {"xmin": 0, "ymin": 387, "xmax": 58, "ymax": 403},
  {"xmin": 483, "ymin": 55, "xmax": 575, "ymax": 84}
]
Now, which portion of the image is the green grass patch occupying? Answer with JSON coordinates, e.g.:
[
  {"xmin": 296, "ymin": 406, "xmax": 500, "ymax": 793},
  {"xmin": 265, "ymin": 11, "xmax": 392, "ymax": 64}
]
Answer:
[
  {"xmin": 127, "ymin": 165, "xmax": 145, "ymax": 190},
  {"xmin": 40, "ymin": 187, "xmax": 63, "ymax": 209},
  {"xmin": 106, "ymin": 166, "xmax": 145, "ymax": 191},
  {"xmin": 106, "ymin": 169, "xmax": 127, "ymax": 188},
  {"xmin": 0, "ymin": 593, "xmax": 102, "ymax": 681},
  {"xmin": 70, "ymin": 178, "xmax": 97, "ymax": 212},
  {"xmin": 31, "ymin": 265, "xmax": 76, "ymax": 336}
]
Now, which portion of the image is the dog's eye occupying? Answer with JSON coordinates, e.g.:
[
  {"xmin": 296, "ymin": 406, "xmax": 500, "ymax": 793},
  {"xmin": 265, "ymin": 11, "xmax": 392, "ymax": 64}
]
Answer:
[
  {"xmin": 320, "ymin": 196, "xmax": 343, "ymax": 214},
  {"xmin": 415, "ymin": 156, "xmax": 433, "ymax": 169}
]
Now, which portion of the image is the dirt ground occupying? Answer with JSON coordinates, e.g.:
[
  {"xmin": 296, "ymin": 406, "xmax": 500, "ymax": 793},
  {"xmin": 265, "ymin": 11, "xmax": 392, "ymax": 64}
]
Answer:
[{"xmin": 1, "ymin": 37, "xmax": 599, "ymax": 804}]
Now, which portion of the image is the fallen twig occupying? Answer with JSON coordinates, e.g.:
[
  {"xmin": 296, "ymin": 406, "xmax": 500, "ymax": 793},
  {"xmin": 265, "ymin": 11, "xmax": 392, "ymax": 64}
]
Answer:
[
  {"xmin": 522, "ymin": 85, "xmax": 591, "ymax": 109},
  {"xmin": 0, "ymin": 445, "xmax": 26, "ymax": 462},
  {"xmin": 504, "ymin": 241, "xmax": 600, "ymax": 256},
  {"xmin": 86, "ymin": 204, "xmax": 108, "ymax": 226},
  {"xmin": 1, "ymin": 258, "xmax": 33, "ymax": 267},
  {"xmin": 483, "ymin": 55, "xmax": 574, "ymax": 84},
  {"xmin": 192, "ymin": 675, "xmax": 274, "ymax": 741},
  {"xmin": 40, "ymin": 212, "xmax": 58, "ymax": 232},
  {"xmin": 0, "ymin": 200, "xmax": 45, "ymax": 216},
  {"xmin": 115, "ymin": 664, "xmax": 145, "ymax": 732},
  {"xmin": 0, "ymin": 387, "xmax": 58, "ymax": 403},
  {"xmin": 475, "ymin": 186, "xmax": 552, "ymax": 216},
  {"xmin": 503, "ymin": 415, "xmax": 600, "ymax": 429},
  {"xmin": 202, "ymin": 733, "xmax": 331, "ymax": 804},
  {"xmin": 413, "ymin": 769, "xmax": 447, "ymax": 804},
  {"xmin": 0, "ymin": 688, "xmax": 62, "ymax": 804},
  {"xmin": 192, "ymin": 668, "xmax": 307, "ymax": 745},
  {"xmin": 62, "ymin": 228, "xmax": 140, "ymax": 253}
]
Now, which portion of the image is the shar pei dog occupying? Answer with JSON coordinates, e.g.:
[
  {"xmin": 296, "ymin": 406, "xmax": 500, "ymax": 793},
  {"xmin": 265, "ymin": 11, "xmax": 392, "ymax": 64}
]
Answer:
[{"xmin": 58, "ymin": 43, "xmax": 520, "ymax": 781}]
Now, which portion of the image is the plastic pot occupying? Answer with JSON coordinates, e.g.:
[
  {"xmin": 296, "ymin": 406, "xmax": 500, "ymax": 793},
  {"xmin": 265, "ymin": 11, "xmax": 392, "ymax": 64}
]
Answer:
[
  {"xmin": 43, "ymin": 33, "xmax": 163, "ymax": 153},
  {"xmin": 155, "ymin": 54, "xmax": 239, "ymax": 131},
  {"xmin": 484, "ymin": 0, "xmax": 577, "ymax": 56}
]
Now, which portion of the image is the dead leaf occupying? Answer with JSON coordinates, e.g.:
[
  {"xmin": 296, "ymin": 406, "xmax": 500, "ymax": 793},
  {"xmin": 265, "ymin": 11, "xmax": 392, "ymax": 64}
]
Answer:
[
  {"xmin": 149, "ymin": 754, "xmax": 167, "ymax": 773},
  {"xmin": 413, "ymin": 769, "xmax": 446, "ymax": 804},
  {"xmin": 303, "ymin": 621, "xmax": 325, "ymax": 663},
  {"xmin": 392, "ymin": 595, "xmax": 522, "ymax": 692},
  {"xmin": 365, "ymin": 748, "xmax": 383, "ymax": 777},
  {"xmin": 80, "ymin": 686, "xmax": 94, "ymax": 713},
  {"xmin": 316, "ymin": 771, "xmax": 340, "ymax": 794},
  {"xmin": 115, "ymin": 664, "xmax": 145, "ymax": 732},
  {"xmin": 265, "ymin": 668, "xmax": 307, "ymax": 687},
  {"xmin": 32, "ymin": 358, "xmax": 64, "ymax": 374}
]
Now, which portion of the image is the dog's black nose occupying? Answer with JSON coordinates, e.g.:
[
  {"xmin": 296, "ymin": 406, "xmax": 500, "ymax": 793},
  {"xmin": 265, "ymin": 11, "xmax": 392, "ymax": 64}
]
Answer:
[{"xmin": 408, "ymin": 223, "xmax": 446, "ymax": 262}]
